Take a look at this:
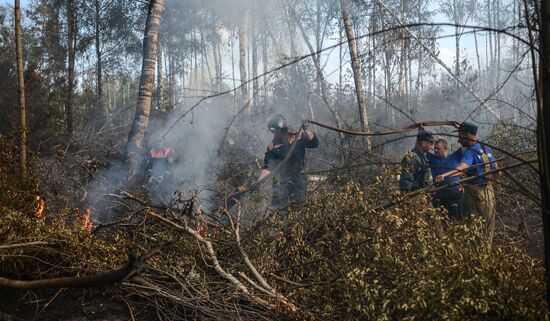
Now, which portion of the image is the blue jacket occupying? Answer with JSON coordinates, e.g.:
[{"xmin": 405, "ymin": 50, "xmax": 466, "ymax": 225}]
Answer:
[
  {"xmin": 426, "ymin": 150, "xmax": 462, "ymax": 195},
  {"xmin": 460, "ymin": 142, "xmax": 496, "ymax": 186}
]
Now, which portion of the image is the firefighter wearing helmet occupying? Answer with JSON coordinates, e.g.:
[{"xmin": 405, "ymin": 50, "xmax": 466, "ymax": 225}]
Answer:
[{"xmin": 253, "ymin": 114, "xmax": 319, "ymax": 211}]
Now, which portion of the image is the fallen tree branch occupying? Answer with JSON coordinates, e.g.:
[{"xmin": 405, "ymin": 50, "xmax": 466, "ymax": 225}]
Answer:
[
  {"xmin": 234, "ymin": 206, "xmax": 297, "ymax": 311},
  {"xmin": 0, "ymin": 241, "xmax": 51, "ymax": 250},
  {"xmin": 143, "ymin": 210, "xmax": 270, "ymax": 305},
  {"xmin": 0, "ymin": 248, "xmax": 161, "ymax": 289}
]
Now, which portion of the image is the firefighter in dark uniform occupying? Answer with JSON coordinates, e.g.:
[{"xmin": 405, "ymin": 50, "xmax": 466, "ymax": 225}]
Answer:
[
  {"xmin": 252, "ymin": 114, "xmax": 319, "ymax": 211},
  {"xmin": 148, "ymin": 138, "xmax": 175, "ymax": 189},
  {"xmin": 399, "ymin": 130, "xmax": 434, "ymax": 192}
]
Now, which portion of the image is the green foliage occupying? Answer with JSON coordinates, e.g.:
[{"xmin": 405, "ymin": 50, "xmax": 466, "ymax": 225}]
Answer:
[
  {"xmin": 244, "ymin": 182, "xmax": 548, "ymax": 320},
  {"xmin": 0, "ymin": 133, "xmax": 547, "ymax": 320}
]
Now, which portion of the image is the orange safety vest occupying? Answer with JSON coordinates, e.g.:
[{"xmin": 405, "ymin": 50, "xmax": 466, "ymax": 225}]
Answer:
[{"xmin": 150, "ymin": 147, "xmax": 172, "ymax": 159}]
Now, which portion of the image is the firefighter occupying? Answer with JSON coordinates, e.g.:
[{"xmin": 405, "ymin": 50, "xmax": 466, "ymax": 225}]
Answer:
[
  {"xmin": 399, "ymin": 130, "xmax": 434, "ymax": 192},
  {"xmin": 426, "ymin": 138, "xmax": 464, "ymax": 220},
  {"xmin": 148, "ymin": 137, "xmax": 175, "ymax": 185},
  {"xmin": 435, "ymin": 122, "xmax": 501, "ymax": 247},
  {"xmin": 246, "ymin": 114, "xmax": 319, "ymax": 211}
]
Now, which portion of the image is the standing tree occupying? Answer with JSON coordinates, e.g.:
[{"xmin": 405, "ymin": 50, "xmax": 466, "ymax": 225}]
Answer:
[
  {"xmin": 65, "ymin": 0, "xmax": 75, "ymax": 136},
  {"xmin": 157, "ymin": 37, "xmax": 165, "ymax": 112},
  {"xmin": 15, "ymin": 0, "xmax": 27, "ymax": 183},
  {"xmin": 126, "ymin": 0, "xmax": 165, "ymax": 179},
  {"xmin": 238, "ymin": 13, "xmax": 249, "ymax": 108},
  {"xmin": 94, "ymin": 0, "xmax": 102, "ymax": 116},
  {"xmin": 438, "ymin": 0, "xmax": 477, "ymax": 78},
  {"xmin": 341, "ymin": 0, "xmax": 370, "ymax": 149}
]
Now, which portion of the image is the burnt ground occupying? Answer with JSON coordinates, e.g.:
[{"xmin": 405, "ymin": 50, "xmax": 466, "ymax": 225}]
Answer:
[{"xmin": 0, "ymin": 288, "xmax": 135, "ymax": 321}]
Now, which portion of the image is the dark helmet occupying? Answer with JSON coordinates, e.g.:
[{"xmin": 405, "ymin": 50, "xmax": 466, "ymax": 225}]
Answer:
[{"xmin": 267, "ymin": 114, "xmax": 288, "ymax": 132}]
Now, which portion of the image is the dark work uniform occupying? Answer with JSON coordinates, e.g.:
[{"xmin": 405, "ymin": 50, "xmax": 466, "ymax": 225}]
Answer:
[
  {"xmin": 427, "ymin": 150, "xmax": 464, "ymax": 220},
  {"xmin": 263, "ymin": 131, "xmax": 319, "ymax": 210},
  {"xmin": 399, "ymin": 146, "xmax": 430, "ymax": 192},
  {"xmin": 148, "ymin": 146, "xmax": 175, "ymax": 202},
  {"xmin": 149, "ymin": 147, "xmax": 174, "ymax": 179}
]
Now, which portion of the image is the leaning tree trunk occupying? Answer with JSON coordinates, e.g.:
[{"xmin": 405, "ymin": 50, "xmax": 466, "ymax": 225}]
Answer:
[
  {"xmin": 126, "ymin": 0, "xmax": 165, "ymax": 179},
  {"xmin": 66, "ymin": 0, "xmax": 75, "ymax": 136},
  {"xmin": 15, "ymin": 0, "xmax": 27, "ymax": 183},
  {"xmin": 341, "ymin": 0, "xmax": 371, "ymax": 150}
]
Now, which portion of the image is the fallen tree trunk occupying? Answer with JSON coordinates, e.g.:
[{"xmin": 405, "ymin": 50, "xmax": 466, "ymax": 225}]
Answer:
[{"xmin": 0, "ymin": 249, "xmax": 160, "ymax": 290}]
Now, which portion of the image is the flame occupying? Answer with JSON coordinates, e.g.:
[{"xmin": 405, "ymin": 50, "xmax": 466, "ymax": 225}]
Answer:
[
  {"xmin": 197, "ymin": 220, "xmax": 208, "ymax": 237},
  {"xmin": 35, "ymin": 196, "xmax": 45, "ymax": 220},
  {"xmin": 194, "ymin": 204, "xmax": 209, "ymax": 237},
  {"xmin": 82, "ymin": 208, "xmax": 93, "ymax": 232}
]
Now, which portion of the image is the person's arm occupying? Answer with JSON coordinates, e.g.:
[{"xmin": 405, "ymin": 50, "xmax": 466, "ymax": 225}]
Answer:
[
  {"xmin": 301, "ymin": 120, "xmax": 319, "ymax": 148},
  {"xmin": 435, "ymin": 163, "xmax": 468, "ymax": 182},
  {"xmin": 304, "ymin": 128, "xmax": 315, "ymax": 141},
  {"xmin": 435, "ymin": 148, "xmax": 474, "ymax": 182},
  {"xmin": 239, "ymin": 147, "xmax": 275, "ymax": 191}
]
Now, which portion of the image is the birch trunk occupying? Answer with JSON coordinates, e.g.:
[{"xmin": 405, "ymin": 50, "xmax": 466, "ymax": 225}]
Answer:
[
  {"xmin": 157, "ymin": 39, "xmax": 165, "ymax": 112},
  {"xmin": 168, "ymin": 49, "xmax": 175, "ymax": 110},
  {"xmin": 126, "ymin": 0, "xmax": 165, "ymax": 179},
  {"xmin": 238, "ymin": 16, "xmax": 249, "ymax": 105},
  {"xmin": 252, "ymin": 35, "xmax": 259, "ymax": 106},
  {"xmin": 341, "ymin": 0, "xmax": 370, "ymax": 149}
]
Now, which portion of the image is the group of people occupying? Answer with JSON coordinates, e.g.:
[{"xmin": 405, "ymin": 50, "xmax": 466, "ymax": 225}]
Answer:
[
  {"xmin": 149, "ymin": 114, "xmax": 501, "ymax": 247},
  {"xmin": 399, "ymin": 122, "xmax": 500, "ymax": 245}
]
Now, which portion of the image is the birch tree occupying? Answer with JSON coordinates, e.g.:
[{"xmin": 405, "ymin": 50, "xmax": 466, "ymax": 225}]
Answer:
[
  {"xmin": 126, "ymin": 0, "xmax": 165, "ymax": 179},
  {"xmin": 341, "ymin": 0, "xmax": 370, "ymax": 149}
]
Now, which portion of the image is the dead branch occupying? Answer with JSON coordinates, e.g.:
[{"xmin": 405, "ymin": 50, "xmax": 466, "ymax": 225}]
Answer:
[
  {"xmin": 143, "ymin": 210, "xmax": 270, "ymax": 306},
  {"xmin": 0, "ymin": 248, "xmax": 161, "ymax": 289},
  {"xmin": 234, "ymin": 206, "xmax": 297, "ymax": 311},
  {"xmin": 0, "ymin": 241, "xmax": 51, "ymax": 250}
]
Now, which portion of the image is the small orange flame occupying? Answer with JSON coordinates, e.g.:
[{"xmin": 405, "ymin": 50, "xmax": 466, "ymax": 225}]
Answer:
[
  {"xmin": 35, "ymin": 196, "xmax": 45, "ymax": 220},
  {"xmin": 82, "ymin": 208, "xmax": 93, "ymax": 232},
  {"xmin": 194, "ymin": 204, "xmax": 209, "ymax": 237},
  {"xmin": 197, "ymin": 220, "xmax": 208, "ymax": 237}
]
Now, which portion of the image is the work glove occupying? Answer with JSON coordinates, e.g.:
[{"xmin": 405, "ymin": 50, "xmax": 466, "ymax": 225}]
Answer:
[{"xmin": 302, "ymin": 119, "xmax": 310, "ymax": 130}]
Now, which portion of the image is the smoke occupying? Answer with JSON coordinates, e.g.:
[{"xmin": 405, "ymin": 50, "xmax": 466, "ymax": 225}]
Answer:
[{"xmin": 82, "ymin": 0, "xmax": 538, "ymax": 224}]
